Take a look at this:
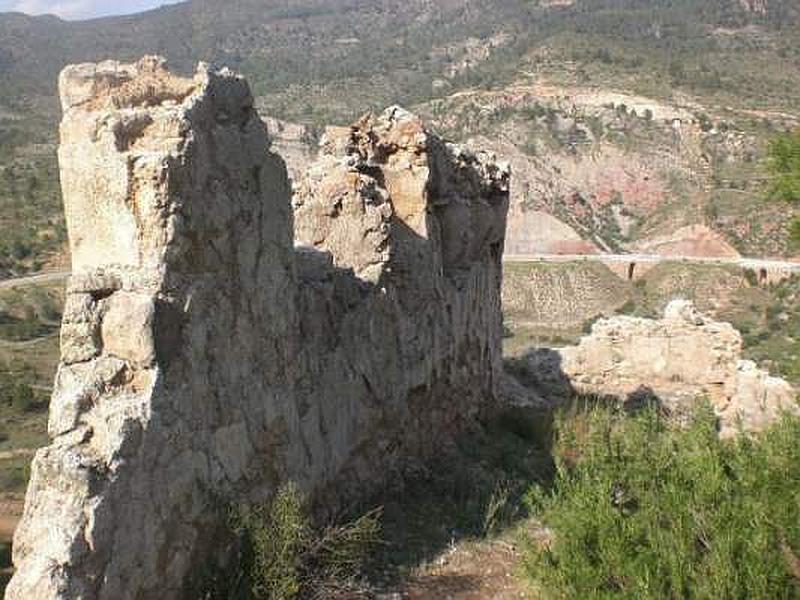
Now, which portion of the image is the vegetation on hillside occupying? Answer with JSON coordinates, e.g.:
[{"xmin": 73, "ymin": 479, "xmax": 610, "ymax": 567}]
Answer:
[
  {"xmin": 0, "ymin": 282, "xmax": 61, "ymax": 503},
  {"xmin": 0, "ymin": 368, "xmax": 47, "ymax": 495},
  {"xmin": 0, "ymin": 152, "xmax": 65, "ymax": 276},
  {"xmin": 1, "ymin": 2, "xmax": 800, "ymax": 595},
  {"xmin": 1, "ymin": 0, "xmax": 799, "ymax": 268},
  {"xmin": 767, "ymin": 128, "xmax": 800, "ymax": 242},
  {"xmin": 191, "ymin": 399, "xmax": 800, "ymax": 599},
  {"xmin": 523, "ymin": 403, "xmax": 800, "ymax": 599}
]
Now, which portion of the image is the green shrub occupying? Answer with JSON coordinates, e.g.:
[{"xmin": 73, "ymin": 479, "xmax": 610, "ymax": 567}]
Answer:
[
  {"xmin": 240, "ymin": 483, "xmax": 309, "ymax": 600},
  {"xmin": 744, "ymin": 268, "xmax": 759, "ymax": 287},
  {"xmin": 233, "ymin": 483, "xmax": 382, "ymax": 600},
  {"xmin": 0, "ymin": 544, "xmax": 8, "ymax": 599},
  {"xmin": 8, "ymin": 382, "xmax": 36, "ymax": 413},
  {"xmin": 616, "ymin": 300, "xmax": 638, "ymax": 316},
  {"xmin": 0, "ymin": 542, "xmax": 10, "ymax": 568},
  {"xmin": 767, "ymin": 129, "xmax": 800, "ymax": 241},
  {"xmin": 0, "ymin": 568, "xmax": 9, "ymax": 598},
  {"xmin": 581, "ymin": 315, "xmax": 602, "ymax": 335},
  {"xmin": 7, "ymin": 464, "xmax": 31, "ymax": 490},
  {"xmin": 482, "ymin": 480, "xmax": 514, "ymax": 537},
  {"xmin": 768, "ymin": 128, "xmax": 800, "ymax": 205},
  {"xmin": 522, "ymin": 405, "xmax": 800, "ymax": 599},
  {"xmin": 767, "ymin": 304, "xmax": 784, "ymax": 322}
]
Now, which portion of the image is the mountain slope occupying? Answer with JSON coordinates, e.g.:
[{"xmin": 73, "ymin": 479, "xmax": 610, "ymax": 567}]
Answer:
[{"xmin": 0, "ymin": 0, "xmax": 799, "ymax": 275}]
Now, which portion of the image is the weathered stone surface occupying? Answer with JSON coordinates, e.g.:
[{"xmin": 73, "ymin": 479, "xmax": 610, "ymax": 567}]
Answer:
[
  {"xmin": 8, "ymin": 57, "xmax": 509, "ymax": 599},
  {"xmin": 59, "ymin": 293, "xmax": 102, "ymax": 365},
  {"xmin": 100, "ymin": 292, "xmax": 157, "ymax": 368},
  {"xmin": 558, "ymin": 299, "xmax": 798, "ymax": 435},
  {"xmin": 295, "ymin": 106, "xmax": 509, "ymax": 283}
]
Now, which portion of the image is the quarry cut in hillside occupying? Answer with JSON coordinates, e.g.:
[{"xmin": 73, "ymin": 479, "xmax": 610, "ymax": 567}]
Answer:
[
  {"xmin": 6, "ymin": 56, "xmax": 509, "ymax": 599},
  {"xmin": 634, "ymin": 225, "xmax": 741, "ymax": 259}
]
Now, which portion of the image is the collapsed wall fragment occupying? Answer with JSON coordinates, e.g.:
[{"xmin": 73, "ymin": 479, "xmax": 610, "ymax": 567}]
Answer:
[
  {"xmin": 559, "ymin": 300, "xmax": 798, "ymax": 435},
  {"xmin": 7, "ymin": 57, "xmax": 509, "ymax": 599}
]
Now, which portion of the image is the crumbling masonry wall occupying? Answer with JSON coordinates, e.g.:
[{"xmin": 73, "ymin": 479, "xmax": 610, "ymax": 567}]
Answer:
[
  {"xmin": 558, "ymin": 300, "xmax": 798, "ymax": 436},
  {"xmin": 7, "ymin": 57, "xmax": 509, "ymax": 599}
]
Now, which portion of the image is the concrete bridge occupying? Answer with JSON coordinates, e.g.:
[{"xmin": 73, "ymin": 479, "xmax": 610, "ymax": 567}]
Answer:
[{"xmin": 503, "ymin": 253, "xmax": 800, "ymax": 285}]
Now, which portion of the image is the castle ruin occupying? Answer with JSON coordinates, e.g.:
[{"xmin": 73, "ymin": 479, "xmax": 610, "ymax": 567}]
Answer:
[{"xmin": 7, "ymin": 57, "xmax": 509, "ymax": 599}]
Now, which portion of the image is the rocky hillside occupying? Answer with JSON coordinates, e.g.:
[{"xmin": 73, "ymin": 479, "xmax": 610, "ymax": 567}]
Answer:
[
  {"xmin": 420, "ymin": 82, "xmax": 800, "ymax": 256},
  {"xmin": 1, "ymin": 0, "xmax": 799, "ymax": 275}
]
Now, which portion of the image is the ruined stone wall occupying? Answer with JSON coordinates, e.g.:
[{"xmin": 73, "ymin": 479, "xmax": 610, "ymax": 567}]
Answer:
[
  {"xmin": 7, "ymin": 58, "xmax": 509, "ymax": 599},
  {"xmin": 559, "ymin": 300, "xmax": 798, "ymax": 436}
]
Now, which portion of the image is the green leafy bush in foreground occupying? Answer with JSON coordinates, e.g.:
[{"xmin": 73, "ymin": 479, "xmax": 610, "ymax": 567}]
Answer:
[
  {"xmin": 523, "ymin": 404, "xmax": 800, "ymax": 599},
  {"xmin": 205, "ymin": 483, "xmax": 382, "ymax": 600},
  {"xmin": 240, "ymin": 484, "xmax": 309, "ymax": 600}
]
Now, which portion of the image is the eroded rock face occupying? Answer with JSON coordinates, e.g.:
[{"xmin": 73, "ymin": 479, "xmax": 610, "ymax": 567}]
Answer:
[
  {"xmin": 559, "ymin": 300, "xmax": 798, "ymax": 435},
  {"xmin": 295, "ymin": 107, "xmax": 509, "ymax": 282},
  {"xmin": 8, "ymin": 58, "xmax": 509, "ymax": 599}
]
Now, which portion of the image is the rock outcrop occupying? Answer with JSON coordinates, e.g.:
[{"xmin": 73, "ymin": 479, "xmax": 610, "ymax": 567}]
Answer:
[
  {"xmin": 559, "ymin": 300, "xmax": 798, "ymax": 435},
  {"xmin": 7, "ymin": 57, "xmax": 509, "ymax": 599}
]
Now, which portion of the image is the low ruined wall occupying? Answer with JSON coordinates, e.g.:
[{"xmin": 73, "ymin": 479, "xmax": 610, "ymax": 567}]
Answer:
[
  {"xmin": 559, "ymin": 300, "xmax": 798, "ymax": 436},
  {"xmin": 8, "ymin": 58, "xmax": 509, "ymax": 599}
]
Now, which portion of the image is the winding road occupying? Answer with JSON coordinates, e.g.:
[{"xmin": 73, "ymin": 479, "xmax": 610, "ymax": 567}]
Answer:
[
  {"xmin": 2, "ymin": 254, "xmax": 800, "ymax": 291},
  {"xmin": 0, "ymin": 271, "xmax": 70, "ymax": 291},
  {"xmin": 503, "ymin": 253, "xmax": 800, "ymax": 273}
]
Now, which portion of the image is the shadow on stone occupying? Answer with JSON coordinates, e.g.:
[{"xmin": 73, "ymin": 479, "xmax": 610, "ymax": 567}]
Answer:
[
  {"xmin": 360, "ymin": 398, "xmax": 557, "ymax": 590},
  {"xmin": 505, "ymin": 347, "xmax": 671, "ymax": 418}
]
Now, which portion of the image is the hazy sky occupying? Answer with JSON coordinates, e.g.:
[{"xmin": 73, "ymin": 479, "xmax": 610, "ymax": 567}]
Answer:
[{"xmin": 0, "ymin": 0, "xmax": 185, "ymax": 20}]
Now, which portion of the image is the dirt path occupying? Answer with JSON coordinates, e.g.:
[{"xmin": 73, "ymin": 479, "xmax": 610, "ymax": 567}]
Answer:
[
  {"xmin": 391, "ymin": 538, "xmax": 533, "ymax": 600},
  {"xmin": 0, "ymin": 333, "xmax": 59, "ymax": 350},
  {"xmin": 0, "ymin": 449, "xmax": 35, "ymax": 462},
  {"xmin": 0, "ymin": 271, "xmax": 70, "ymax": 291}
]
